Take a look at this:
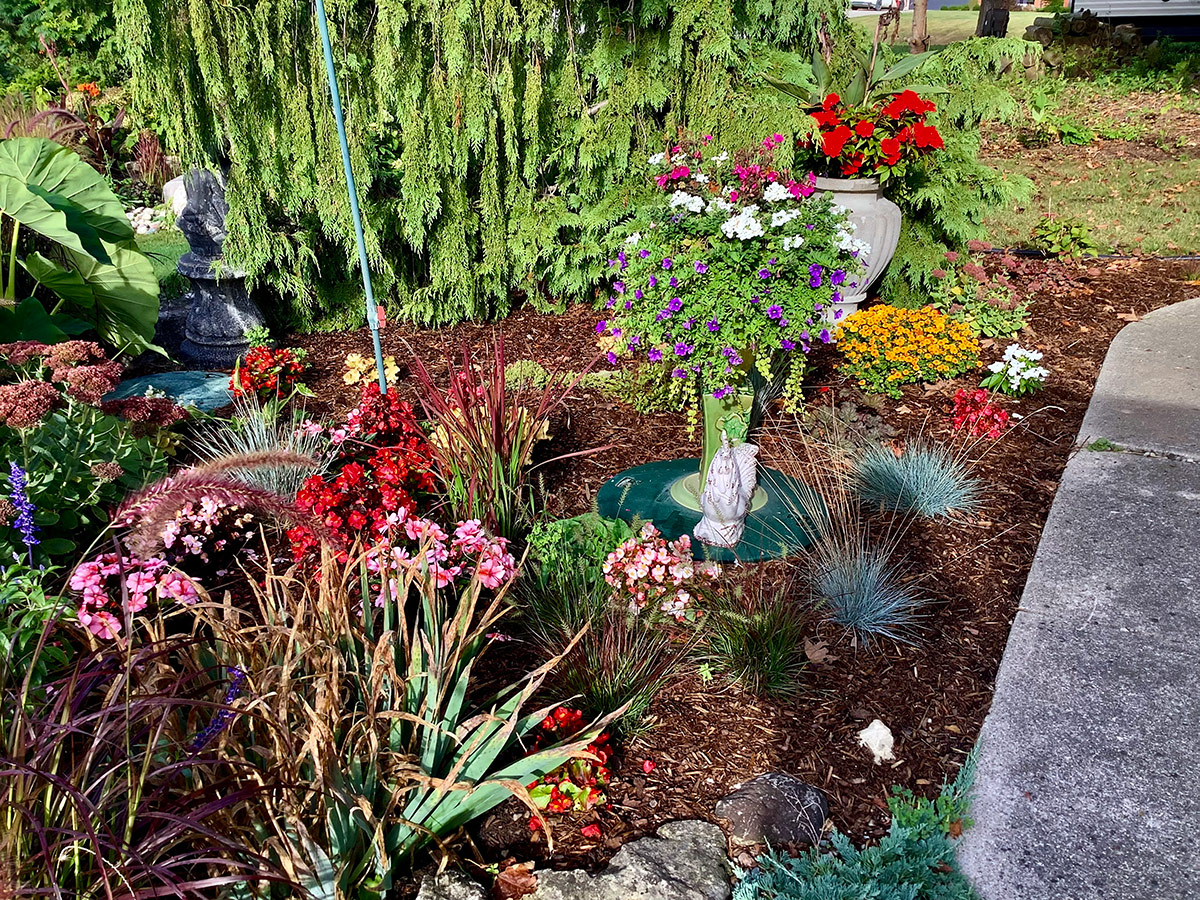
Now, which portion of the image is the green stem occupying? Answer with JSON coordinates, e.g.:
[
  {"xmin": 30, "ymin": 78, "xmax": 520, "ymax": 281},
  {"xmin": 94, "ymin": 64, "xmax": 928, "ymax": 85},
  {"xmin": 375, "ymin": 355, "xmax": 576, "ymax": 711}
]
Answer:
[{"xmin": 5, "ymin": 219, "xmax": 19, "ymax": 302}]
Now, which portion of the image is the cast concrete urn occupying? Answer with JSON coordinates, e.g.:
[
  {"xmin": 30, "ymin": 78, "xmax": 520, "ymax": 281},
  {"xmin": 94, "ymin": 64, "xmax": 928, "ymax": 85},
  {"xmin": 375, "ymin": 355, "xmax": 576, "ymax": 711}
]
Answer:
[{"xmin": 813, "ymin": 175, "xmax": 902, "ymax": 323}]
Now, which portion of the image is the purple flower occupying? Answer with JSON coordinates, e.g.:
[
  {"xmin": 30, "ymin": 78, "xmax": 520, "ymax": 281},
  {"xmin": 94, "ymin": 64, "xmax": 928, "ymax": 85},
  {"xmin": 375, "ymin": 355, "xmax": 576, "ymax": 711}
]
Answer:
[
  {"xmin": 634, "ymin": 288, "xmax": 644, "ymax": 300},
  {"xmin": 639, "ymin": 249, "xmax": 650, "ymax": 258},
  {"xmin": 767, "ymin": 305, "xmax": 783, "ymax": 319},
  {"xmin": 819, "ymin": 328, "xmax": 832, "ymax": 343},
  {"xmin": 191, "ymin": 668, "xmax": 246, "ymax": 752},
  {"xmin": 607, "ymin": 351, "xmax": 619, "ymax": 364},
  {"xmin": 707, "ymin": 319, "xmax": 720, "ymax": 332},
  {"xmin": 629, "ymin": 335, "xmax": 641, "ymax": 346},
  {"xmin": 596, "ymin": 320, "xmax": 607, "ymax": 334},
  {"xmin": 730, "ymin": 354, "xmax": 743, "ymax": 367},
  {"xmin": 618, "ymin": 250, "xmax": 628, "ymax": 271},
  {"xmin": 834, "ymin": 308, "xmax": 844, "ymax": 320},
  {"xmin": 806, "ymin": 223, "xmax": 815, "ymax": 230},
  {"xmin": 671, "ymin": 367, "xmax": 687, "ymax": 378},
  {"xmin": 656, "ymin": 310, "xmax": 670, "ymax": 321},
  {"xmin": 694, "ymin": 261, "xmax": 709, "ymax": 274},
  {"xmin": 648, "ymin": 348, "xmax": 663, "ymax": 362},
  {"xmin": 607, "ymin": 258, "xmax": 616, "ymax": 268},
  {"xmin": 800, "ymin": 330, "xmax": 810, "ymax": 341},
  {"xmin": 758, "ymin": 269, "xmax": 772, "ymax": 280},
  {"xmin": 674, "ymin": 342, "xmax": 694, "ymax": 356},
  {"xmin": 605, "ymin": 297, "xmax": 616, "ymax": 309},
  {"xmin": 669, "ymin": 276, "xmax": 679, "ymax": 288},
  {"xmin": 831, "ymin": 269, "xmax": 846, "ymax": 286},
  {"xmin": 613, "ymin": 281, "xmax": 626, "ymax": 294},
  {"xmin": 668, "ymin": 296, "xmax": 683, "ymax": 312},
  {"xmin": 624, "ymin": 300, "xmax": 633, "ymax": 310},
  {"xmin": 831, "ymin": 290, "xmax": 842, "ymax": 304},
  {"xmin": 808, "ymin": 264, "xmax": 823, "ymax": 289},
  {"xmin": 780, "ymin": 319, "xmax": 789, "ymax": 327},
  {"xmin": 611, "ymin": 327, "xmax": 621, "ymax": 337},
  {"xmin": 8, "ymin": 463, "xmax": 37, "ymax": 561},
  {"xmin": 662, "ymin": 257, "xmax": 673, "ymax": 269},
  {"xmin": 713, "ymin": 386, "xmax": 731, "ymax": 399},
  {"xmin": 781, "ymin": 338, "xmax": 796, "ymax": 350},
  {"xmin": 648, "ymin": 276, "xmax": 658, "ymax": 288}
]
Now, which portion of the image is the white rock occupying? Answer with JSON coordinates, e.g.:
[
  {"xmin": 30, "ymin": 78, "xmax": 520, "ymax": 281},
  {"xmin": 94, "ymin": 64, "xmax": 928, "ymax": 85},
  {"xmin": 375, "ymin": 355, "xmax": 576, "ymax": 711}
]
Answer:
[
  {"xmin": 857, "ymin": 718, "xmax": 895, "ymax": 765},
  {"xmin": 163, "ymin": 175, "xmax": 188, "ymax": 216}
]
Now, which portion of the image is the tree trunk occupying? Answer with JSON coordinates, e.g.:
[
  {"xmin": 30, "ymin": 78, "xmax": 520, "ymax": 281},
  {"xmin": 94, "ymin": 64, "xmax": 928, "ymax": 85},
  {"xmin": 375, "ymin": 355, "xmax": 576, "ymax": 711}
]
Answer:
[
  {"xmin": 909, "ymin": 0, "xmax": 929, "ymax": 53},
  {"xmin": 976, "ymin": 0, "xmax": 1010, "ymax": 37}
]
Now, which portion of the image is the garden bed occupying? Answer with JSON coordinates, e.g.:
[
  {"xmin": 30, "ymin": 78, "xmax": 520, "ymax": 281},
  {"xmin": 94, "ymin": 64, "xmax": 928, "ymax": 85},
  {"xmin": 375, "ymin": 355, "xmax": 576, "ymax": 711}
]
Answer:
[{"xmin": 288, "ymin": 257, "xmax": 1198, "ymax": 880}]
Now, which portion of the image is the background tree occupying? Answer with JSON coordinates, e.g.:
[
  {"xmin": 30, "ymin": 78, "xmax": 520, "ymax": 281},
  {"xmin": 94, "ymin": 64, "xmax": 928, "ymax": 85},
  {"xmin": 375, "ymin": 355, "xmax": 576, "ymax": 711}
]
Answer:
[{"xmin": 910, "ymin": 0, "xmax": 930, "ymax": 53}]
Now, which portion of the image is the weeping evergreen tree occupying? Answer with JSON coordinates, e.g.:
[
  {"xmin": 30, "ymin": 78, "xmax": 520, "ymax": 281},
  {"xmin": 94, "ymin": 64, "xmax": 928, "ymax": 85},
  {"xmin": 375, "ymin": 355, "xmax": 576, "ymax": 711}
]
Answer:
[{"xmin": 115, "ymin": 0, "xmax": 846, "ymax": 328}]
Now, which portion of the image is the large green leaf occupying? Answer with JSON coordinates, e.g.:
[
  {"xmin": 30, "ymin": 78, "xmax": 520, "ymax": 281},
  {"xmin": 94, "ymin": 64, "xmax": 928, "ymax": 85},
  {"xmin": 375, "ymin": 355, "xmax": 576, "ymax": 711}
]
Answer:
[
  {"xmin": 24, "ymin": 242, "xmax": 161, "ymax": 352},
  {"xmin": 0, "ymin": 297, "xmax": 90, "ymax": 342},
  {"xmin": 0, "ymin": 138, "xmax": 133, "ymax": 264}
]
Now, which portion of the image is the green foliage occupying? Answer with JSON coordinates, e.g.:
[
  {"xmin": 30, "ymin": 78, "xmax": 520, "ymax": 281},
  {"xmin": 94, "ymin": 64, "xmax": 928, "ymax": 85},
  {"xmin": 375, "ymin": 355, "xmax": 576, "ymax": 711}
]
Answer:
[
  {"xmin": 874, "ymin": 39, "xmax": 1035, "ymax": 310},
  {"xmin": 734, "ymin": 753, "xmax": 978, "ymax": 900},
  {"xmin": 115, "ymin": 0, "xmax": 850, "ymax": 329},
  {"xmin": 853, "ymin": 441, "xmax": 980, "ymax": 519},
  {"xmin": 528, "ymin": 512, "xmax": 634, "ymax": 585},
  {"xmin": 1030, "ymin": 214, "xmax": 1099, "ymax": 258},
  {"xmin": 0, "ymin": 0, "xmax": 123, "ymax": 97},
  {"xmin": 704, "ymin": 584, "xmax": 808, "ymax": 697},
  {"xmin": 0, "ymin": 138, "xmax": 160, "ymax": 352},
  {"xmin": 929, "ymin": 253, "xmax": 1028, "ymax": 339},
  {"xmin": 0, "ymin": 564, "xmax": 69, "ymax": 692}
]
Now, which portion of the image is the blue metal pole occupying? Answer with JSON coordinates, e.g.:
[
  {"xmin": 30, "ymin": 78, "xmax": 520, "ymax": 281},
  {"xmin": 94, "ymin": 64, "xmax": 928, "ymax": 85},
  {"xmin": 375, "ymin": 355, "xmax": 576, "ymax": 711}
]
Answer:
[{"xmin": 313, "ymin": 0, "xmax": 388, "ymax": 391}]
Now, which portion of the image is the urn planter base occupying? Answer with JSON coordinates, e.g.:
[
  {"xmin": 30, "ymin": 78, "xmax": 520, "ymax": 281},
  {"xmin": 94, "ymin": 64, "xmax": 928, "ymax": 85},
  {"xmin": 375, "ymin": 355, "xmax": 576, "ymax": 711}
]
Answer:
[{"xmin": 596, "ymin": 458, "xmax": 821, "ymax": 562}]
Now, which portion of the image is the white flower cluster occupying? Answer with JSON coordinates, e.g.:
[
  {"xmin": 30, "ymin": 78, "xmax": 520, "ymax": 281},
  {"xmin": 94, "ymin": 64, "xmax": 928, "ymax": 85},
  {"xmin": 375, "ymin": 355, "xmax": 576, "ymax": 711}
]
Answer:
[
  {"xmin": 706, "ymin": 197, "xmax": 734, "ymax": 214},
  {"xmin": 694, "ymin": 172, "xmax": 710, "ymax": 184},
  {"xmin": 989, "ymin": 345, "xmax": 1049, "ymax": 392},
  {"xmin": 835, "ymin": 224, "xmax": 871, "ymax": 257},
  {"xmin": 669, "ymin": 190, "xmax": 705, "ymax": 213},
  {"xmin": 771, "ymin": 208, "xmax": 801, "ymax": 228},
  {"xmin": 720, "ymin": 206, "xmax": 764, "ymax": 241},
  {"xmin": 625, "ymin": 232, "xmax": 642, "ymax": 245},
  {"xmin": 648, "ymin": 152, "xmax": 666, "ymax": 165},
  {"xmin": 709, "ymin": 151, "xmax": 730, "ymax": 165},
  {"xmin": 762, "ymin": 181, "xmax": 793, "ymax": 203},
  {"xmin": 782, "ymin": 235, "xmax": 805, "ymax": 251}
]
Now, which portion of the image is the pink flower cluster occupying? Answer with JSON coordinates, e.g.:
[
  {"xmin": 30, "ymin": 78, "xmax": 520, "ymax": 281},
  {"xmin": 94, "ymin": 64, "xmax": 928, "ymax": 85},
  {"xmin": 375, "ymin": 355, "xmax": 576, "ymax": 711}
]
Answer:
[
  {"xmin": 602, "ymin": 522, "xmax": 720, "ymax": 620},
  {"xmin": 70, "ymin": 553, "xmax": 200, "ymax": 640},
  {"xmin": 365, "ymin": 511, "xmax": 516, "ymax": 605},
  {"xmin": 161, "ymin": 497, "xmax": 258, "ymax": 569}
]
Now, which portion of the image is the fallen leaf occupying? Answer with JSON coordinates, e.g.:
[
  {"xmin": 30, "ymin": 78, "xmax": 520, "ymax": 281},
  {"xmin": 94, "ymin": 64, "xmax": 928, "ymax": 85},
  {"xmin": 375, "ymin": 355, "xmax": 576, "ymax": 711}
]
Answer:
[
  {"xmin": 580, "ymin": 823, "xmax": 602, "ymax": 839},
  {"xmin": 494, "ymin": 860, "xmax": 538, "ymax": 900},
  {"xmin": 1116, "ymin": 310, "xmax": 1141, "ymax": 323},
  {"xmin": 642, "ymin": 759, "xmax": 657, "ymax": 774},
  {"xmin": 804, "ymin": 638, "xmax": 831, "ymax": 664},
  {"xmin": 947, "ymin": 819, "xmax": 964, "ymax": 838}
]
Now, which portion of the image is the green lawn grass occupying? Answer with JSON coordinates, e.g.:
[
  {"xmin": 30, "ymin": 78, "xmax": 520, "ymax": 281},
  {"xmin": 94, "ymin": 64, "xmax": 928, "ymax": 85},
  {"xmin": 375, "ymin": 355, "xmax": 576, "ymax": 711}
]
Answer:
[
  {"xmin": 854, "ymin": 10, "xmax": 1041, "ymax": 49},
  {"xmin": 136, "ymin": 228, "xmax": 190, "ymax": 300},
  {"xmin": 983, "ymin": 150, "xmax": 1200, "ymax": 254}
]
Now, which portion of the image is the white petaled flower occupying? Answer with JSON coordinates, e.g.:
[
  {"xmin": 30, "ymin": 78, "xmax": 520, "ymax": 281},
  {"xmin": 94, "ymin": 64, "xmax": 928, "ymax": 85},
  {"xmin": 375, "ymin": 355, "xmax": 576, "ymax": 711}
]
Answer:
[
  {"xmin": 648, "ymin": 152, "xmax": 666, "ymax": 165},
  {"xmin": 762, "ymin": 181, "xmax": 792, "ymax": 203},
  {"xmin": 782, "ymin": 234, "xmax": 805, "ymax": 251},
  {"xmin": 771, "ymin": 208, "xmax": 801, "ymax": 228},
  {"xmin": 721, "ymin": 207, "xmax": 764, "ymax": 241},
  {"xmin": 706, "ymin": 197, "xmax": 734, "ymax": 214},
  {"xmin": 694, "ymin": 173, "xmax": 710, "ymax": 184},
  {"xmin": 625, "ymin": 232, "xmax": 642, "ymax": 245},
  {"xmin": 709, "ymin": 151, "xmax": 730, "ymax": 164},
  {"xmin": 668, "ymin": 190, "xmax": 705, "ymax": 213}
]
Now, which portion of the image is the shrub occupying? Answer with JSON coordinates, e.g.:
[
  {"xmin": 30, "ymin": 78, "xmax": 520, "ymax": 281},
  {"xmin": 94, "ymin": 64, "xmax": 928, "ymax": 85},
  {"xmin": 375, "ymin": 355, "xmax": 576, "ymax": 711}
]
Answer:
[
  {"xmin": 733, "ymin": 753, "xmax": 978, "ymax": 900},
  {"xmin": 929, "ymin": 249, "xmax": 1028, "ymax": 339},
  {"xmin": 853, "ymin": 442, "xmax": 981, "ymax": 518},
  {"xmin": 835, "ymin": 305, "xmax": 979, "ymax": 398},
  {"xmin": 528, "ymin": 512, "xmax": 634, "ymax": 585},
  {"xmin": 1030, "ymin": 214, "xmax": 1100, "ymax": 258},
  {"xmin": 705, "ymin": 584, "xmax": 808, "ymax": 697}
]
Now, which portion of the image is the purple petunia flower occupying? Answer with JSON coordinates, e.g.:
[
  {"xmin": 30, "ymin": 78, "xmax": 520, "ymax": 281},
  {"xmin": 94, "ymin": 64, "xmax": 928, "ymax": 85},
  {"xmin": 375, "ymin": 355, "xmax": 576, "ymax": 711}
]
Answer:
[
  {"xmin": 831, "ymin": 269, "xmax": 846, "ymax": 286},
  {"xmin": 613, "ymin": 281, "xmax": 626, "ymax": 294},
  {"xmin": 669, "ymin": 276, "xmax": 679, "ymax": 288},
  {"xmin": 819, "ymin": 328, "xmax": 831, "ymax": 343},
  {"xmin": 767, "ymin": 305, "xmax": 783, "ymax": 319},
  {"xmin": 707, "ymin": 319, "xmax": 720, "ymax": 332},
  {"xmin": 800, "ymin": 330, "xmax": 810, "ymax": 341},
  {"xmin": 668, "ymin": 297, "xmax": 683, "ymax": 312},
  {"xmin": 596, "ymin": 320, "xmax": 607, "ymax": 333},
  {"xmin": 640, "ymin": 249, "xmax": 650, "ymax": 258},
  {"xmin": 694, "ymin": 261, "xmax": 709, "ymax": 274},
  {"xmin": 611, "ymin": 327, "xmax": 622, "ymax": 337},
  {"xmin": 662, "ymin": 258, "xmax": 673, "ymax": 270},
  {"xmin": 648, "ymin": 348, "xmax": 663, "ymax": 362},
  {"xmin": 607, "ymin": 351, "xmax": 619, "ymax": 364},
  {"xmin": 781, "ymin": 338, "xmax": 796, "ymax": 350},
  {"xmin": 713, "ymin": 386, "xmax": 731, "ymax": 399},
  {"xmin": 624, "ymin": 300, "xmax": 633, "ymax": 310},
  {"xmin": 672, "ymin": 367, "xmax": 687, "ymax": 378},
  {"xmin": 834, "ymin": 309, "xmax": 844, "ymax": 320},
  {"xmin": 758, "ymin": 269, "xmax": 772, "ymax": 280},
  {"xmin": 648, "ymin": 276, "xmax": 658, "ymax": 288},
  {"xmin": 629, "ymin": 335, "xmax": 641, "ymax": 346},
  {"xmin": 808, "ymin": 263, "xmax": 823, "ymax": 288},
  {"xmin": 674, "ymin": 342, "xmax": 693, "ymax": 356},
  {"xmin": 831, "ymin": 291, "xmax": 842, "ymax": 304},
  {"xmin": 605, "ymin": 297, "xmax": 616, "ymax": 309},
  {"xmin": 635, "ymin": 288, "xmax": 644, "ymax": 300},
  {"xmin": 607, "ymin": 259, "xmax": 616, "ymax": 268}
]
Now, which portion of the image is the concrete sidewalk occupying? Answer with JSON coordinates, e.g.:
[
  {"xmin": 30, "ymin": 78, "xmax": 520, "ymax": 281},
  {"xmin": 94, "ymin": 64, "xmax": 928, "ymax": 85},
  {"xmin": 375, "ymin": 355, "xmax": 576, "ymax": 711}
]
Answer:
[{"xmin": 959, "ymin": 298, "xmax": 1200, "ymax": 900}]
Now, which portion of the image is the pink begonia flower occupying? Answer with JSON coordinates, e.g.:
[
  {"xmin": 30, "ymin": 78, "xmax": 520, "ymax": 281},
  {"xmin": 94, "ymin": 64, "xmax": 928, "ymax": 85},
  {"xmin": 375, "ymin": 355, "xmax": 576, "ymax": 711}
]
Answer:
[
  {"xmin": 476, "ymin": 554, "xmax": 508, "ymax": 589},
  {"xmin": 299, "ymin": 419, "xmax": 324, "ymax": 436},
  {"xmin": 126, "ymin": 571, "xmax": 157, "ymax": 596},
  {"xmin": 125, "ymin": 591, "xmax": 149, "ymax": 614},
  {"xmin": 329, "ymin": 427, "xmax": 348, "ymax": 445}
]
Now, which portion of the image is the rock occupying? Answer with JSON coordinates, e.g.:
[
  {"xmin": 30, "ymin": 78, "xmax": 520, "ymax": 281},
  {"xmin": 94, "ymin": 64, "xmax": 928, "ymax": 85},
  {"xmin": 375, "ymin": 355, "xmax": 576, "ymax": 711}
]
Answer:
[
  {"xmin": 416, "ymin": 870, "xmax": 487, "ymax": 900},
  {"xmin": 858, "ymin": 718, "xmax": 895, "ymax": 765},
  {"xmin": 529, "ymin": 820, "xmax": 729, "ymax": 900},
  {"xmin": 163, "ymin": 175, "xmax": 187, "ymax": 216},
  {"xmin": 715, "ymin": 773, "xmax": 828, "ymax": 847}
]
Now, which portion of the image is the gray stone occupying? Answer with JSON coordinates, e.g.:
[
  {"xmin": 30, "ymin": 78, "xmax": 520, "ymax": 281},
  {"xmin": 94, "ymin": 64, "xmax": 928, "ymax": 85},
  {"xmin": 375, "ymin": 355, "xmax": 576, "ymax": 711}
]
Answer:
[
  {"xmin": 163, "ymin": 175, "xmax": 187, "ymax": 216},
  {"xmin": 530, "ymin": 820, "xmax": 730, "ymax": 900},
  {"xmin": 959, "ymin": 449, "xmax": 1200, "ymax": 899},
  {"xmin": 415, "ymin": 870, "xmax": 487, "ymax": 900},
  {"xmin": 715, "ymin": 773, "xmax": 828, "ymax": 846},
  {"xmin": 176, "ymin": 169, "xmax": 264, "ymax": 368},
  {"xmin": 1077, "ymin": 297, "xmax": 1200, "ymax": 457}
]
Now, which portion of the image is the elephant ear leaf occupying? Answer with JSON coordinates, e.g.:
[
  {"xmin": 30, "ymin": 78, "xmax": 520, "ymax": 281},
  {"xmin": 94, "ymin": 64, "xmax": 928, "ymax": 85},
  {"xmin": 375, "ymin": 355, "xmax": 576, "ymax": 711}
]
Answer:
[
  {"xmin": 24, "ymin": 242, "xmax": 161, "ymax": 354},
  {"xmin": 0, "ymin": 297, "xmax": 89, "ymax": 343},
  {"xmin": 0, "ymin": 138, "xmax": 133, "ymax": 264}
]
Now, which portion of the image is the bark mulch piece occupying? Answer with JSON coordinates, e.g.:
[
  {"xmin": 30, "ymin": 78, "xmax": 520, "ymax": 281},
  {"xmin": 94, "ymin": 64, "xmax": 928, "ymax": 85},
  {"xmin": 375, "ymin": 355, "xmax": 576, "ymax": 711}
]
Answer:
[{"xmin": 289, "ymin": 258, "xmax": 1198, "ymax": 879}]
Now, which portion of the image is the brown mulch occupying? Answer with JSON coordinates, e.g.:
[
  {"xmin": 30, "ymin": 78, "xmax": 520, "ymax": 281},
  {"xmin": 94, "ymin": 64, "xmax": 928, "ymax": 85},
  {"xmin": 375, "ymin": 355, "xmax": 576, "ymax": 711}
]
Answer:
[{"xmin": 291, "ymin": 257, "xmax": 1199, "ymax": 880}]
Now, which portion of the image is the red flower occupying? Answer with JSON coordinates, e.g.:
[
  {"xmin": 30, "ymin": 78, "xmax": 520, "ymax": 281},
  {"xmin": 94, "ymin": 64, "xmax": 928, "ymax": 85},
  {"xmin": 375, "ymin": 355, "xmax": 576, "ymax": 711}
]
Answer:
[
  {"xmin": 821, "ymin": 124, "xmax": 854, "ymax": 158},
  {"xmin": 580, "ymin": 824, "xmax": 602, "ymax": 839},
  {"xmin": 912, "ymin": 122, "xmax": 943, "ymax": 149},
  {"xmin": 810, "ymin": 109, "xmax": 840, "ymax": 128},
  {"xmin": 822, "ymin": 93, "xmax": 841, "ymax": 111},
  {"xmin": 642, "ymin": 759, "xmax": 657, "ymax": 774},
  {"xmin": 880, "ymin": 137, "xmax": 901, "ymax": 165},
  {"xmin": 854, "ymin": 120, "xmax": 875, "ymax": 138}
]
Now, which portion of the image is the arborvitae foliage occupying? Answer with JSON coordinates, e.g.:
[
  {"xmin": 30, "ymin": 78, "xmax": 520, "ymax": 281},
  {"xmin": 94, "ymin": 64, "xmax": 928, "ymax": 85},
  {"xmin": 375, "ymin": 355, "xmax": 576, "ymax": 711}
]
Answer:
[
  {"xmin": 115, "ymin": 0, "xmax": 848, "ymax": 329},
  {"xmin": 881, "ymin": 38, "xmax": 1035, "ymax": 309}
]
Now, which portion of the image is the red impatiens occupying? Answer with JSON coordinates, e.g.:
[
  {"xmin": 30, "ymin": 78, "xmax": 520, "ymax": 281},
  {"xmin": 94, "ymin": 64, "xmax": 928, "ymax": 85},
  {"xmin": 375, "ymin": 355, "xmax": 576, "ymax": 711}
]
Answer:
[{"xmin": 805, "ymin": 89, "xmax": 943, "ymax": 180}]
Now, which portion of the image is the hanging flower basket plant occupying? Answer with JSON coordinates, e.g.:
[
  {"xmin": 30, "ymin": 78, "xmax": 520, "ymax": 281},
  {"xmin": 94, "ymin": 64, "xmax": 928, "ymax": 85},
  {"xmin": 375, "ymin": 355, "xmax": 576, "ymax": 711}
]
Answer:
[{"xmin": 597, "ymin": 134, "xmax": 867, "ymax": 426}]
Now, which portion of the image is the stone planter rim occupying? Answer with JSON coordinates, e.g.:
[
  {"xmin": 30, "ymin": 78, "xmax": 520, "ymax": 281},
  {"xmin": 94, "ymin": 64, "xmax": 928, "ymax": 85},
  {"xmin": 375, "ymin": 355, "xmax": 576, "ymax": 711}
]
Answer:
[{"xmin": 812, "ymin": 174, "xmax": 883, "ymax": 192}]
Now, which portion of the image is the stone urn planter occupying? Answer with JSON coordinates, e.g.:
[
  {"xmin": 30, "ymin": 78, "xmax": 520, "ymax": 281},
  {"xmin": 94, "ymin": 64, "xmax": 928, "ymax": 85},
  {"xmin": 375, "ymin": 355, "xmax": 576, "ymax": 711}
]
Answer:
[{"xmin": 813, "ymin": 175, "xmax": 902, "ymax": 322}]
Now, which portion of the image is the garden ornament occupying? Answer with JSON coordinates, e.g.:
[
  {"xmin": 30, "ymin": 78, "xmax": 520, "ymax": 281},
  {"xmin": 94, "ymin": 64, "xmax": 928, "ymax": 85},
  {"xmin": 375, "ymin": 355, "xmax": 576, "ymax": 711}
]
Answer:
[{"xmin": 694, "ymin": 433, "xmax": 759, "ymax": 548}]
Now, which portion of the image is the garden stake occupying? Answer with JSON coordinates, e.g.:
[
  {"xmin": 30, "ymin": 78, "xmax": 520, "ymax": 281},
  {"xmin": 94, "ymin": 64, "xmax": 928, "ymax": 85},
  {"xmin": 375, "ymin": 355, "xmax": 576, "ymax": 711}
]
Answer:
[{"xmin": 313, "ymin": 0, "xmax": 388, "ymax": 391}]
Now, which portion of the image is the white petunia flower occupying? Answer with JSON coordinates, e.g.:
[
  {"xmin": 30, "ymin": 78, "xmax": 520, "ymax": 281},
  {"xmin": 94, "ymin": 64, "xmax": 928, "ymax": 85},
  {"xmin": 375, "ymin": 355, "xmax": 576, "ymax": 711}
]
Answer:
[
  {"xmin": 763, "ymin": 181, "xmax": 793, "ymax": 203},
  {"xmin": 668, "ymin": 191, "xmax": 705, "ymax": 213},
  {"xmin": 648, "ymin": 152, "xmax": 666, "ymax": 165}
]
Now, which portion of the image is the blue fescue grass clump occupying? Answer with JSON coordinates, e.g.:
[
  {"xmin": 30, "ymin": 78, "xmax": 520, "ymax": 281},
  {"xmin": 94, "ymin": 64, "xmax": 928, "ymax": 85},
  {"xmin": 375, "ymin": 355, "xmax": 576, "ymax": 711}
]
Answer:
[
  {"xmin": 812, "ymin": 544, "xmax": 926, "ymax": 645},
  {"xmin": 734, "ymin": 751, "xmax": 979, "ymax": 900},
  {"xmin": 853, "ymin": 442, "xmax": 981, "ymax": 518}
]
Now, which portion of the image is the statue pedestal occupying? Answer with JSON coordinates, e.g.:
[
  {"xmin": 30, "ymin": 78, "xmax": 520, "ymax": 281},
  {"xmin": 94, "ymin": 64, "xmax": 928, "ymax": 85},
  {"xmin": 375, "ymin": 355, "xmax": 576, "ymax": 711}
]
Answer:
[{"xmin": 595, "ymin": 458, "xmax": 821, "ymax": 562}]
